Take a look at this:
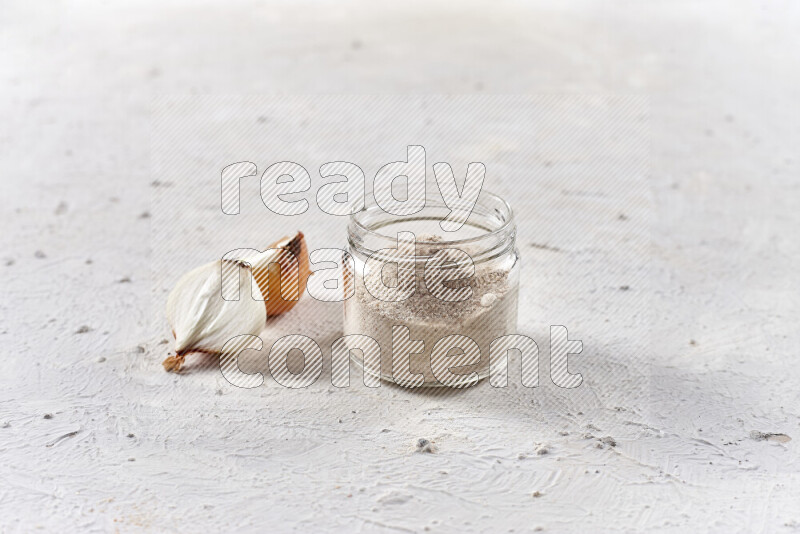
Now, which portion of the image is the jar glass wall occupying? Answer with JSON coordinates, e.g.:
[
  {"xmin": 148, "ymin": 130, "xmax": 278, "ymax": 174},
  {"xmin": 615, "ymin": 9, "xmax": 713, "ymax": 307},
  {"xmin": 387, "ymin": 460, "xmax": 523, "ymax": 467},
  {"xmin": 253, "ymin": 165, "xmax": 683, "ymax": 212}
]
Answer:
[{"xmin": 343, "ymin": 191, "xmax": 520, "ymax": 387}]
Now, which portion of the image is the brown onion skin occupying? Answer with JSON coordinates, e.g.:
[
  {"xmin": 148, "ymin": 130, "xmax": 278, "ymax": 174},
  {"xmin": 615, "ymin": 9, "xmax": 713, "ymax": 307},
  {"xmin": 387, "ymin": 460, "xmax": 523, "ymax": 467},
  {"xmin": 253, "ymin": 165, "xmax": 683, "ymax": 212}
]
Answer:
[{"xmin": 255, "ymin": 232, "xmax": 311, "ymax": 317}]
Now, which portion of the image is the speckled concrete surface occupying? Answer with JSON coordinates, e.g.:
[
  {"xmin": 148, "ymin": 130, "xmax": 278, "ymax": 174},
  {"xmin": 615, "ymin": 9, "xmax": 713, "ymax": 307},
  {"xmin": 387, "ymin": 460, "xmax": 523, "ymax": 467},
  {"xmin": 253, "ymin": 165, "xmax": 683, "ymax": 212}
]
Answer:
[{"xmin": 1, "ymin": 1, "xmax": 799, "ymax": 532}]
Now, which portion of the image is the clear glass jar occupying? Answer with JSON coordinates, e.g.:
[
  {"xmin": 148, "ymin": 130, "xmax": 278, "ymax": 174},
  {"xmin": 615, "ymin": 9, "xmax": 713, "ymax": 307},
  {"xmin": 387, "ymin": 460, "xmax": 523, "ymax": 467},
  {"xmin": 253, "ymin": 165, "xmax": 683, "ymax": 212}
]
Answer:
[{"xmin": 343, "ymin": 191, "xmax": 520, "ymax": 388}]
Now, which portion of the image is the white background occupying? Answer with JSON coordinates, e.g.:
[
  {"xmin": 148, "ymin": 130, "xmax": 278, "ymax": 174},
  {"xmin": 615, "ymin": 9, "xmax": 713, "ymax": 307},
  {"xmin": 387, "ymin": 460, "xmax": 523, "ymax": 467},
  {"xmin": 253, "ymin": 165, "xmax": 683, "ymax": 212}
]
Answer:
[{"xmin": 1, "ymin": 1, "xmax": 799, "ymax": 532}]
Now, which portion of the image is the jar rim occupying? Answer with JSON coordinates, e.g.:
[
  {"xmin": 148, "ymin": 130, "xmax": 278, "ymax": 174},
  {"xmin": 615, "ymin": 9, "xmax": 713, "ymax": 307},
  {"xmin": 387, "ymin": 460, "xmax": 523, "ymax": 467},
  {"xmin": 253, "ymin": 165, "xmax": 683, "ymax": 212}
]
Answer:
[{"xmin": 349, "ymin": 189, "xmax": 516, "ymax": 247}]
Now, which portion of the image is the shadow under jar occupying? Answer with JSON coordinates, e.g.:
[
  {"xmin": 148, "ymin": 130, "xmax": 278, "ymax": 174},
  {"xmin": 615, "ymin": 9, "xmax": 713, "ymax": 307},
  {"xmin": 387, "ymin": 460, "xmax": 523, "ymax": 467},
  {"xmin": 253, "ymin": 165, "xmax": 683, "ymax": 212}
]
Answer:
[{"xmin": 343, "ymin": 191, "xmax": 520, "ymax": 388}]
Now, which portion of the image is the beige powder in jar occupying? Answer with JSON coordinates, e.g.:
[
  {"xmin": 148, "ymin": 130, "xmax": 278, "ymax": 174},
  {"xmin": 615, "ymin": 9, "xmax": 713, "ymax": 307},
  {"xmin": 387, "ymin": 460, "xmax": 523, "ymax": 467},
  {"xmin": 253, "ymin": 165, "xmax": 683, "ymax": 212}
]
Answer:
[{"xmin": 343, "ymin": 234, "xmax": 518, "ymax": 387}]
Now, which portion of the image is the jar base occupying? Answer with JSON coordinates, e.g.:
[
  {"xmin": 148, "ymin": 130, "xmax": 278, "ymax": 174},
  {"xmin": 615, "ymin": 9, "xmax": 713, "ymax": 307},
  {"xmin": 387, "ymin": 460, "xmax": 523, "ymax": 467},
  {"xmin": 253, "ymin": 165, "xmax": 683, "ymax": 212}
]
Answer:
[{"xmin": 351, "ymin": 354, "xmax": 489, "ymax": 389}]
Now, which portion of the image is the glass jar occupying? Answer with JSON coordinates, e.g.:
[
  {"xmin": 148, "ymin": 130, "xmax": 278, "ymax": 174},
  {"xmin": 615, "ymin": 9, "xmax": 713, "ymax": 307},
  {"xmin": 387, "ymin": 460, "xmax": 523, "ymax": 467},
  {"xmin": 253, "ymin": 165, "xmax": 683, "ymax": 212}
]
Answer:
[{"xmin": 343, "ymin": 191, "xmax": 520, "ymax": 388}]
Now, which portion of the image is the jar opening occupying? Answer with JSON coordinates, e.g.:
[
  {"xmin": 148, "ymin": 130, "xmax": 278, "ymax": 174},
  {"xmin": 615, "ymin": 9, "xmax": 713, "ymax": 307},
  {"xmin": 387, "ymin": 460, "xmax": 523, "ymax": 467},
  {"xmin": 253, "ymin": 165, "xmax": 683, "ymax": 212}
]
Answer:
[{"xmin": 348, "ymin": 190, "xmax": 516, "ymax": 261}]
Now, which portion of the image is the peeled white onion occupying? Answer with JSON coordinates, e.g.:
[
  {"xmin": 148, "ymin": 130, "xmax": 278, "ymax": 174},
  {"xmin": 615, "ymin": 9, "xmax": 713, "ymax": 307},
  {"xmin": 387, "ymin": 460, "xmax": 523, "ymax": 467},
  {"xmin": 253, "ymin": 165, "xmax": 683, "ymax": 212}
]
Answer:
[{"xmin": 164, "ymin": 259, "xmax": 266, "ymax": 371}]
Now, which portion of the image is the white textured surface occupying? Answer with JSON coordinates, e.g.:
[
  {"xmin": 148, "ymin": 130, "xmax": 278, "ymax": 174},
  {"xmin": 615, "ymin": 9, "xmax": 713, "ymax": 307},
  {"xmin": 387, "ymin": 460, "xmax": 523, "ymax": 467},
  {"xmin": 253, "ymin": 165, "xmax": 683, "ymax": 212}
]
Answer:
[{"xmin": 2, "ymin": 1, "xmax": 799, "ymax": 532}]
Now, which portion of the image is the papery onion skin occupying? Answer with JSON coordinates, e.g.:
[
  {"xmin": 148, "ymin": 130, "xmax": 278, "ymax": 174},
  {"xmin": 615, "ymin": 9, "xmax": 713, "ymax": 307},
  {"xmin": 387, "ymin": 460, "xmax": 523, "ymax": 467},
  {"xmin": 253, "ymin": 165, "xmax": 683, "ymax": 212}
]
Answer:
[{"xmin": 252, "ymin": 231, "xmax": 311, "ymax": 317}]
